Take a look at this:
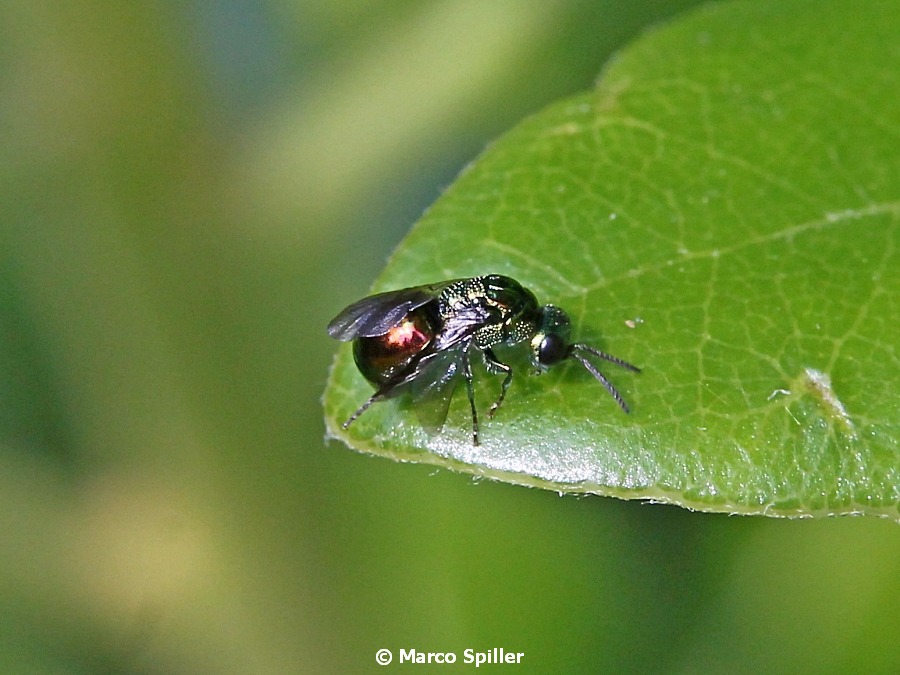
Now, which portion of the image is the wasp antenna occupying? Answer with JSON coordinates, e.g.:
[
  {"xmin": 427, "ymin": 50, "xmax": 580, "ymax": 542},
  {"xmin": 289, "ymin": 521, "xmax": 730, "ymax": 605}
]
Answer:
[
  {"xmin": 569, "ymin": 350, "xmax": 632, "ymax": 413},
  {"xmin": 572, "ymin": 343, "xmax": 641, "ymax": 373}
]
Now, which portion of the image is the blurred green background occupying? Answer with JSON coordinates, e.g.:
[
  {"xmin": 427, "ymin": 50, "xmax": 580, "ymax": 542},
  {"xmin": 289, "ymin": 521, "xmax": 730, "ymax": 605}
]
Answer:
[{"xmin": 1, "ymin": 1, "xmax": 898, "ymax": 673}]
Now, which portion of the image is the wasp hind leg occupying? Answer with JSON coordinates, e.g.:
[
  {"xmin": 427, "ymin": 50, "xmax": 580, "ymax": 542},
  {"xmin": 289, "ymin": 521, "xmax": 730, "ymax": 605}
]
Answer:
[
  {"xmin": 461, "ymin": 350, "xmax": 480, "ymax": 446},
  {"xmin": 341, "ymin": 381, "xmax": 396, "ymax": 430},
  {"xmin": 483, "ymin": 348, "xmax": 513, "ymax": 420},
  {"xmin": 342, "ymin": 395, "xmax": 378, "ymax": 429}
]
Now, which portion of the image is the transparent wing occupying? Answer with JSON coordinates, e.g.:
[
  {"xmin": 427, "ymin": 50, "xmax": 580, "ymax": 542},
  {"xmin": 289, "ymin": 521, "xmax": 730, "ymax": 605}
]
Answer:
[
  {"xmin": 327, "ymin": 281, "xmax": 456, "ymax": 340},
  {"xmin": 408, "ymin": 347, "xmax": 465, "ymax": 434},
  {"xmin": 364, "ymin": 345, "xmax": 465, "ymax": 433}
]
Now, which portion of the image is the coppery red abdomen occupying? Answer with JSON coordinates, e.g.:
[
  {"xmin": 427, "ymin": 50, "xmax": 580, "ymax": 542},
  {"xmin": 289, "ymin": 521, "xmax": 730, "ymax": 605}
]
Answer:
[{"xmin": 353, "ymin": 309, "xmax": 438, "ymax": 385}]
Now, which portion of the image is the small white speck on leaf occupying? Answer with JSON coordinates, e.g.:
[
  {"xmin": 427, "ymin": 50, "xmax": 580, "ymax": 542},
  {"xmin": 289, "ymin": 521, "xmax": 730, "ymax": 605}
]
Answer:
[{"xmin": 800, "ymin": 367, "xmax": 857, "ymax": 439}]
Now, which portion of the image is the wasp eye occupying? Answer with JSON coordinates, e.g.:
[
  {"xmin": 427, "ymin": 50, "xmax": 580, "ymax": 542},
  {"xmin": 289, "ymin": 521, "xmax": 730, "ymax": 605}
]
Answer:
[{"xmin": 537, "ymin": 333, "xmax": 568, "ymax": 366}]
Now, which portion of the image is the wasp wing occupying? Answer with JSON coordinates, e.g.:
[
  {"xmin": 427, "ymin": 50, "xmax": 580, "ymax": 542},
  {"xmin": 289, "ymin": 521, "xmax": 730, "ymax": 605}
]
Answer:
[
  {"xmin": 430, "ymin": 300, "xmax": 497, "ymax": 351},
  {"xmin": 408, "ymin": 347, "xmax": 465, "ymax": 433},
  {"xmin": 327, "ymin": 281, "xmax": 456, "ymax": 340},
  {"xmin": 390, "ymin": 294, "xmax": 492, "ymax": 426},
  {"xmin": 360, "ymin": 344, "xmax": 465, "ymax": 433}
]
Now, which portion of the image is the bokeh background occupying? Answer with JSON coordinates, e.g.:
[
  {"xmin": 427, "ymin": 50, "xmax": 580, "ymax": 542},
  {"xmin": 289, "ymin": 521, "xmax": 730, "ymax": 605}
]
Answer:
[{"xmin": 2, "ymin": 2, "xmax": 898, "ymax": 673}]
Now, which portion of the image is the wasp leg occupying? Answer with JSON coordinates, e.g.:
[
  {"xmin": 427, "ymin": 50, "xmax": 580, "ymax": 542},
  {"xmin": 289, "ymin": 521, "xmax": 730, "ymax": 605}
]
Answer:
[
  {"xmin": 461, "ymin": 350, "xmax": 480, "ymax": 445},
  {"xmin": 342, "ymin": 400, "xmax": 372, "ymax": 429},
  {"xmin": 342, "ymin": 393, "xmax": 381, "ymax": 429},
  {"xmin": 342, "ymin": 380, "xmax": 397, "ymax": 430},
  {"xmin": 483, "ymin": 348, "xmax": 513, "ymax": 419}
]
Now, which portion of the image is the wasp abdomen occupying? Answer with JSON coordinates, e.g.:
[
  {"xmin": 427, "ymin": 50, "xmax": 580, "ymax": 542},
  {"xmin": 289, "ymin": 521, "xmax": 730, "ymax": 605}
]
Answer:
[{"xmin": 352, "ymin": 303, "xmax": 439, "ymax": 386}]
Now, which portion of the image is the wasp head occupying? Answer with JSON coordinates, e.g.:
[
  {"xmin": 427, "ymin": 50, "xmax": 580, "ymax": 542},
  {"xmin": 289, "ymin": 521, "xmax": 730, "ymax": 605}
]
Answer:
[
  {"xmin": 530, "ymin": 305, "xmax": 572, "ymax": 369},
  {"xmin": 530, "ymin": 304, "xmax": 639, "ymax": 412}
]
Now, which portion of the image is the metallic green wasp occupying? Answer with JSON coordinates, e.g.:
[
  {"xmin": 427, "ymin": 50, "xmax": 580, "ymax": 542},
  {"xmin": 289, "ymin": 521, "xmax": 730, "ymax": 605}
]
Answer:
[{"xmin": 328, "ymin": 275, "xmax": 638, "ymax": 445}]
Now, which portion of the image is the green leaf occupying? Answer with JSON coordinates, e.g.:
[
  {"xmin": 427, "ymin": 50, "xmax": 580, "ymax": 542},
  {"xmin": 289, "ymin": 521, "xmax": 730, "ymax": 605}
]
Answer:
[{"xmin": 324, "ymin": 0, "xmax": 900, "ymax": 520}]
